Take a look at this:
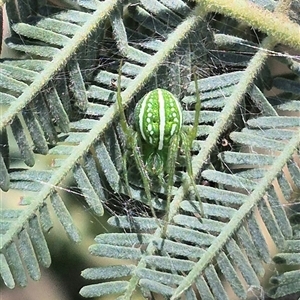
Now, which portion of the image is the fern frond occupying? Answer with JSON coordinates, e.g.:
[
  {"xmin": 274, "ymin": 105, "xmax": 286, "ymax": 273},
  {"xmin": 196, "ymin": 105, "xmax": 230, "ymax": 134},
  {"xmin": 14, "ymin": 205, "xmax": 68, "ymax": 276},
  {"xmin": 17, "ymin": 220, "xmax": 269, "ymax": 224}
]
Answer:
[
  {"xmin": 0, "ymin": 0, "xmax": 208, "ymax": 287},
  {"xmin": 1, "ymin": 0, "xmax": 299, "ymax": 298},
  {"xmin": 81, "ymin": 123, "xmax": 299, "ymax": 299},
  {"xmin": 268, "ymin": 219, "xmax": 300, "ymax": 298},
  {"xmin": 80, "ymin": 3, "xmax": 300, "ymax": 298}
]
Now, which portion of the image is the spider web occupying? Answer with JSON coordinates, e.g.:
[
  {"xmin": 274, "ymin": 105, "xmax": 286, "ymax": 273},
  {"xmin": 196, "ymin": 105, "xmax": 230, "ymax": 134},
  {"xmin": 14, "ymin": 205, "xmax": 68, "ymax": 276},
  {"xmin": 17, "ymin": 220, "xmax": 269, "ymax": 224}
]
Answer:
[
  {"xmin": 2, "ymin": 10, "xmax": 299, "ymax": 226},
  {"xmin": 1, "ymin": 5, "xmax": 300, "ymax": 299}
]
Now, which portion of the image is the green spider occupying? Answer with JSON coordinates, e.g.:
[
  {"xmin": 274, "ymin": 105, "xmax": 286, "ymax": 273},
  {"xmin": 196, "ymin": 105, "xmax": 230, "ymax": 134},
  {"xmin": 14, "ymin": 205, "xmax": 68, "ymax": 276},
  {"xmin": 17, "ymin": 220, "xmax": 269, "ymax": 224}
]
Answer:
[{"xmin": 116, "ymin": 68, "xmax": 203, "ymax": 230}]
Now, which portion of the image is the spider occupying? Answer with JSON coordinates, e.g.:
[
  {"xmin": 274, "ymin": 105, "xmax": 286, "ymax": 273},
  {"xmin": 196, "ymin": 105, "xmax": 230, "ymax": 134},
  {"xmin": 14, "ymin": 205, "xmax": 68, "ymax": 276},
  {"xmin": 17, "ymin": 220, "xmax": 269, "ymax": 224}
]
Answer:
[{"xmin": 116, "ymin": 65, "xmax": 203, "ymax": 232}]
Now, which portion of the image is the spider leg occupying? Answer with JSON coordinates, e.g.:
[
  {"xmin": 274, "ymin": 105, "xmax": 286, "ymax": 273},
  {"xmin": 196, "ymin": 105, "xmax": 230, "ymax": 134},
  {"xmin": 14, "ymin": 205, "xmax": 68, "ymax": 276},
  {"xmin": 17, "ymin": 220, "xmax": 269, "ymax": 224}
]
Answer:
[
  {"xmin": 116, "ymin": 63, "xmax": 134, "ymax": 199},
  {"xmin": 116, "ymin": 62, "xmax": 131, "ymax": 138},
  {"xmin": 183, "ymin": 75, "xmax": 204, "ymax": 216},
  {"xmin": 131, "ymin": 137, "xmax": 160, "ymax": 225},
  {"xmin": 190, "ymin": 73, "xmax": 201, "ymax": 144},
  {"xmin": 161, "ymin": 134, "xmax": 180, "ymax": 237},
  {"xmin": 121, "ymin": 146, "xmax": 132, "ymax": 196},
  {"xmin": 120, "ymin": 120, "xmax": 160, "ymax": 226},
  {"xmin": 181, "ymin": 131, "xmax": 204, "ymax": 217}
]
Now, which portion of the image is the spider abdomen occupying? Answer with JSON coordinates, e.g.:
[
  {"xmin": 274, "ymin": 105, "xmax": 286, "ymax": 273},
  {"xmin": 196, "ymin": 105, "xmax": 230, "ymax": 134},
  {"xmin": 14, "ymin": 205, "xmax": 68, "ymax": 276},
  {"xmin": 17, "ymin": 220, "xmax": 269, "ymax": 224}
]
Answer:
[{"xmin": 135, "ymin": 88, "xmax": 183, "ymax": 150}]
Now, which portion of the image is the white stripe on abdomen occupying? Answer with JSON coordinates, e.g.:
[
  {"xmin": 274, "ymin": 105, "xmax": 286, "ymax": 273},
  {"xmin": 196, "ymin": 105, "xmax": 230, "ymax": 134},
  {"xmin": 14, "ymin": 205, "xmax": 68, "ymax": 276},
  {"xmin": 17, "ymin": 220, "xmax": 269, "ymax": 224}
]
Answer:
[{"xmin": 158, "ymin": 89, "xmax": 165, "ymax": 150}]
